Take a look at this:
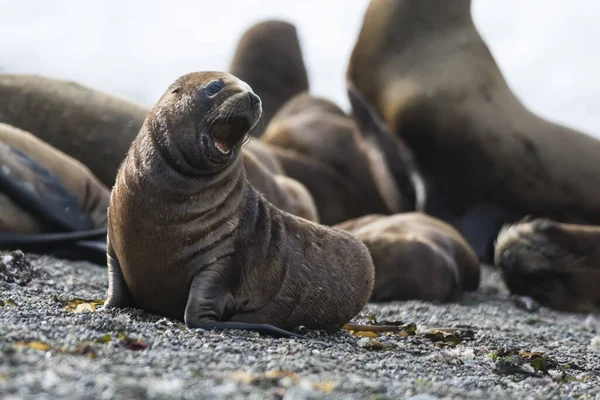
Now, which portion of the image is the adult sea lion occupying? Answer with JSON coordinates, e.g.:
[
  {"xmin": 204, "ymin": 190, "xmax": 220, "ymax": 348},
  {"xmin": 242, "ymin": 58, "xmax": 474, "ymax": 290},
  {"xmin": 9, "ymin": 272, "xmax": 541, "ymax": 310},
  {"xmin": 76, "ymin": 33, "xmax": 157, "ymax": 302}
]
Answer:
[
  {"xmin": 336, "ymin": 212, "xmax": 480, "ymax": 302},
  {"xmin": 106, "ymin": 71, "xmax": 375, "ymax": 337},
  {"xmin": 229, "ymin": 20, "xmax": 309, "ymax": 136},
  {"xmin": 0, "ymin": 74, "xmax": 147, "ymax": 186},
  {"xmin": 495, "ymin": 218, "xmax": 600, "ymax": 312},
  {"xmin": 347, "ymin": 0, "xmax": 600, "ymax": 263}
]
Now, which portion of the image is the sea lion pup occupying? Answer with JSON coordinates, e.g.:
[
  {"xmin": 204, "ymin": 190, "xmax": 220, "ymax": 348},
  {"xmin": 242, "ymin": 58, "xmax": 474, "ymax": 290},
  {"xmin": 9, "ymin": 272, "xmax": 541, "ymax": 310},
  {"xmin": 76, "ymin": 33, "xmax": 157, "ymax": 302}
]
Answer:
[
  {"xmin": 106, "ymin": 71, "xmax": 374, "ymax": 337},
  {"xmin": 229, "ymin": 20, "xmax": 309, "ymax": 136},
  {"xmin": 347, "ymin": 0, "xmax": 600, "ymax": 264},
  {"xmin": 262, "ymin": 90, "xmax": 416, "ymax": 219},
  {"xmin": 242, "ymin": 149, "xmax": 319, "ymax": 222},
  {"xmin": 336, "ymin": 213, "xmax": 480, "ymax": 302},
  {"xmin": 0, "ymin": 74, "xmax": 147, "ymax": 186},
  {"xmin": 495, "ymin": 218, "xmax": 600, "ymax": 312}
]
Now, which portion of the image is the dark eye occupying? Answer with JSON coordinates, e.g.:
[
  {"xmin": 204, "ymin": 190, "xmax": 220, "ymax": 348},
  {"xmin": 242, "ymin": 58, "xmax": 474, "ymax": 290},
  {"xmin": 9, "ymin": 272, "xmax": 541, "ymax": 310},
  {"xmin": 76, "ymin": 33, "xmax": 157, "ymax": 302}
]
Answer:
[
  {"xmin": 207, "ymin": 82, "xmax": 223, "ymax": 95},
  {"xmin": 171, "ymin": 87, "xmax": 181, "ymax": 94}
]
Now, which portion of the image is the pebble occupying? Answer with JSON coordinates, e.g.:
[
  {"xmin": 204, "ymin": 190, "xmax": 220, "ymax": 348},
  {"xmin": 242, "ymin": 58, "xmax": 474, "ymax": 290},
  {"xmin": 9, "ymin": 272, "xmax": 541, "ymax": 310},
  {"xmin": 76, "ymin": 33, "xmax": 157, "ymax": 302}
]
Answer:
[{"xmin": 0, "ymin": 256, "xmax": 598, "ymax": 399}]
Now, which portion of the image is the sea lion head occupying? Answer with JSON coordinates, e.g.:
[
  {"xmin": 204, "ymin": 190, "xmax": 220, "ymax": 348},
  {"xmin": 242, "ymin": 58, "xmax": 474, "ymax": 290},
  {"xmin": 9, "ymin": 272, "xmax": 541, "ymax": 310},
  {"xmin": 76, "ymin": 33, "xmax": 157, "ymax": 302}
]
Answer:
[
  {"xmin": 148, "ymin": 71, "xmax": 262, "ymax": 174},
  {"xmin": 494, "ymin": 218, "xmax": 600, "ymax": 312}
]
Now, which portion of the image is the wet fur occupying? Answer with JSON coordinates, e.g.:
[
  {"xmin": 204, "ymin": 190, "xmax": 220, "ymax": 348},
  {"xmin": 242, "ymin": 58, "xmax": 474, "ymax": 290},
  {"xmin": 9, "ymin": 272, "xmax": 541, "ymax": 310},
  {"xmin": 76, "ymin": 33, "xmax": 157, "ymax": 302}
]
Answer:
[
  {"xmin": 106, "ymin": 72, "xmax": 374, "ymax": 334},
  {"xmin": 495, "ymin": 218, "xmax": 600, "ymax": 312},
  {"xmin": 336, "ymin": 212, "xmax": 480, "ymax": 302},
  {"xmin": 347, "ymin": 0, "xmax": 600, "ymax": 263}
]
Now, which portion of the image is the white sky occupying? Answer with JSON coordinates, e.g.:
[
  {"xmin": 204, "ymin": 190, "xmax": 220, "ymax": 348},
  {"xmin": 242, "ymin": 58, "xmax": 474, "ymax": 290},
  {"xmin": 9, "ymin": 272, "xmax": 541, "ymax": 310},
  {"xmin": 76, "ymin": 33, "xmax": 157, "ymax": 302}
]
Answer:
[{"xmin": 1, "ymin": 0, "xmax": 598, "ymax": 137}]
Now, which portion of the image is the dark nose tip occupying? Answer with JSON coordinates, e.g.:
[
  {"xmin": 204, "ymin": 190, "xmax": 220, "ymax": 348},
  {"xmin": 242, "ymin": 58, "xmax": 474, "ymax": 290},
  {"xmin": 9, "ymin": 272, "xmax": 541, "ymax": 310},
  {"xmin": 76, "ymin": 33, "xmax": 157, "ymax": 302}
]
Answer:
[{"xmin": 248, "ymin": 92, "xmax": 260, "ymax": 108}]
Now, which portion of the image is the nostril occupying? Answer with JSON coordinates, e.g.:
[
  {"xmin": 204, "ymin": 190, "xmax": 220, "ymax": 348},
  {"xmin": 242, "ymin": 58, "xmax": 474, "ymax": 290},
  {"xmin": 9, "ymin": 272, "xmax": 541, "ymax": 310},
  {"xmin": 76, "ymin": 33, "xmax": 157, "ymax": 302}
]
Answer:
[{"xmin": 248, "ymin": 92, "xmax": 260, "ymax": 108}]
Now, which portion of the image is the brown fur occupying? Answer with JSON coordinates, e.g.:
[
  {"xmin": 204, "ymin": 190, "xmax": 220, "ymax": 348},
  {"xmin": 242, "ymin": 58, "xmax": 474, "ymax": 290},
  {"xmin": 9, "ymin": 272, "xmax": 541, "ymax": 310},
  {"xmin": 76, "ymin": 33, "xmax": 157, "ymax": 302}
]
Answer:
[
  {"xmin": 336, "ymin": 212, "xmax": 480, "ymax": 302},
  {"xmin": 495, "ymin": 219, "xmax": 600, "ymax": 312},
  {"xmin": 0, "ymin": 123, "xmax": 109, "ymax": 232},
  {"xmin": 106, "ymin": 72, "xmax": 374, "ymax": 333},
  {"xmin": 229, "ymin": 20, "xmax": 309, "ymax": 136},
  {"xmin": 347, "ymin": 0, "xmax": 600, "ymax": 262},
  {"xmin": 0, "ymin": 74, "xmax": 147, "ymax": 186},
  {"xmin": 242, "ymin": 150, "xmax": 318, "ymax": 222},
  {"xmin": 262, "ymin": 91, "xmax": 417, "ymax": 223},
  {"xmin": 256, "ymin": 144, "xmax": 372, "ymax": 226}
]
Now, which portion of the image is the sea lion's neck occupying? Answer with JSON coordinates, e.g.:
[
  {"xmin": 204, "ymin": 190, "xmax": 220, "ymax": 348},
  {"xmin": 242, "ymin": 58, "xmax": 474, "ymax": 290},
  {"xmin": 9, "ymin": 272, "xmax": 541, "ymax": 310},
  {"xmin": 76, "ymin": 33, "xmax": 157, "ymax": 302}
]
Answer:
[
  {"xmin": 364, "ymin": 0, "xmax": 473, "ymax": 42},
  {"xmin": 131, "ymin": 132, "xmax": 245, "ymax": 203}
]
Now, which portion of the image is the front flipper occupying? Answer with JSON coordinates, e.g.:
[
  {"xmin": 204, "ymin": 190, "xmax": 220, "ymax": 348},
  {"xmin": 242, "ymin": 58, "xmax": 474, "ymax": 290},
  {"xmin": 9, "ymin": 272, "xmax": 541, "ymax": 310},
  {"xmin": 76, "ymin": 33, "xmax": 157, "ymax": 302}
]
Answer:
[
  {"xmin": 0, "ymin": 144, "xmax": 95, "ymax": 232},
  {"xmin": 184, "ymin": 268, "xmax": 303, "ymax": 339},
  {"xmin": 105, "ymin": 239, "xmax": 134, "ymax": 308}
]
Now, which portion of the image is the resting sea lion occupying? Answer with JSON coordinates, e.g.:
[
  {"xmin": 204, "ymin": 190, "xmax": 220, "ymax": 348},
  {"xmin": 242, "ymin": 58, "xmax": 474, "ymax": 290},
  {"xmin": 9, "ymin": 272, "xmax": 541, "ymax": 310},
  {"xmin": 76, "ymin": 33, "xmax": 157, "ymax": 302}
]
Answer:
[
  {"xmin": 0, "ymin": 74, "xmax": 147, "ymax": 186},
  {"xmin": 243, "ymin": 140, "xmax": 285, "ymax": 175},
  {"xmin": 242, "ymin": 150, "xmax": 318, "ymax": 222},
  {"xmin": 229, "ymin": 20, "xmax": 309, "ymax": 136},
  {"xmin": 0, "ymin": 123, "xmax": 109, "ymax": 231},
  {"xmin": 336, "ymin": 212, "xmax": 480, "ymax": 302},
  {"xmin": 347, "ymin": 0, "xmax": 600, "ymax": 263},
  {"xmin": 262, "ymin": 87, "xmax": 420, "ymax": 223},
  {"xmin": 105, "ymin": 71, "xmax": 375, "ymax": 337},
  {"xmin": 0, "ymin": 123, "xmax": 109, "ymax": 263},
  {"xmin": 495, "ymin": 218, "xmax": 600, "ymax": 312}
]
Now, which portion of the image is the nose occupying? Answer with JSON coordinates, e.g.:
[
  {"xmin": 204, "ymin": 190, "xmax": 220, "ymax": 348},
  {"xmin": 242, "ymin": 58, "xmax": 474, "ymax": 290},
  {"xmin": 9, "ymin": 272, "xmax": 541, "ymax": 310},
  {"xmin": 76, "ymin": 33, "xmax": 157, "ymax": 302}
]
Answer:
[{"xmin": 248, "ymin": 92, "xmax": 261, "ymax": 108}]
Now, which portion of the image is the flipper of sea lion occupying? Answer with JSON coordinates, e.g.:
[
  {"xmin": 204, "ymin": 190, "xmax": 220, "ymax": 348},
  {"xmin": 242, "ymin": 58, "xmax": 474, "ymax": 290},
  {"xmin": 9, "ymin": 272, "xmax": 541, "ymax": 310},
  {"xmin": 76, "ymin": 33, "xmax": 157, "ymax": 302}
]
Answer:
[
  {"xmin": 0, "ymin": 229, "xmax": 107, "ymax": 260},
  {"xmin": 190, "ymin": 322, "xmax": 305, "ymax": 339},
  {"xmin": 46, "ymin": 240, "xmax": 108, "ymax": 266},
  {"xmin": 0, "ymin": 144, "xmax": 95, "ymax": 232},
  {"xmin": 347, "ymin": 82, "xmax": 425, "ymax": 212}
]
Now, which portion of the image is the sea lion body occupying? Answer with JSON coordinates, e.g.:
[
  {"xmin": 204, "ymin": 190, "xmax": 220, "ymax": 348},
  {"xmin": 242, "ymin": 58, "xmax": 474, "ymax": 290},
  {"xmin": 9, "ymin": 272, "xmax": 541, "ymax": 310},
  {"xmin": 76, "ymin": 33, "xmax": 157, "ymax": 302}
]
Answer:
[
  {"xmin": 242, "ymin": 149, "xmax": 318, "ymax": 222},
  {"xmin": 229, "ymin": 20, "xmax": 309, "ymax": 136},
  {"xmin": 262, "ymin": 89, "xmax": 419, "ymax": 224},
  {"xmin": 336, "ymin": 212, "xmax": 479, "ymax": 302},
  {"xmin": 0, "ymin": 74, "xmax": 147, "ymax": 186},
  {"xmin": 0, "ymin": 123, "xmax": 109, "ymax": 232},
  {"xmin": 106, "ymin": 72, "xmax": 374, "ymax": 333},
  {"xmin": 495, "ymin": 219, "xmax": 600, "ymax": 312},
  {"xmin": 257, "ymin": 144, "xmax": 368, "ymax": 226},
  {"xmin": 347, "ymin": 0, "xmax": 600, "ymax": 262}
]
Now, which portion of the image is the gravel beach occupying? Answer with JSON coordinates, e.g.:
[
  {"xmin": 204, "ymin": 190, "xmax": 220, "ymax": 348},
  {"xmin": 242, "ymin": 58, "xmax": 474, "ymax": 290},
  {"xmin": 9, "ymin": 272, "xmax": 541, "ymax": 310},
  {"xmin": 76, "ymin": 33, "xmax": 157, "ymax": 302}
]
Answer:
[{"xmin": 1, "ymin": 251, "xmax": 599, "ymax": 400}]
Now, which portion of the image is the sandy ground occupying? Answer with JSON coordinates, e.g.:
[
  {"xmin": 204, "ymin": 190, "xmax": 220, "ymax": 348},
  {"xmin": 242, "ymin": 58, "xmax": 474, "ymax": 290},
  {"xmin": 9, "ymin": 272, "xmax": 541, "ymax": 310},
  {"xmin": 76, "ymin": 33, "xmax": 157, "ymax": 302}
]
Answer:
[{"xmin": 1, "ymin": 251, "xmax": 600, "ymax": 400}]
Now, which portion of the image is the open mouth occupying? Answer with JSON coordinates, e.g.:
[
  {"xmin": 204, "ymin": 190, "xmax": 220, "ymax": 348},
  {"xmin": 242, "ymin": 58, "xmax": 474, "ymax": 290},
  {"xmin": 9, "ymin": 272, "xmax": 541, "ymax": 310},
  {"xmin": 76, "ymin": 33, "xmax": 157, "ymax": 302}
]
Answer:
[{"xmin": 210, "ymin": 115, "xmax": 252, "ymax": 155}]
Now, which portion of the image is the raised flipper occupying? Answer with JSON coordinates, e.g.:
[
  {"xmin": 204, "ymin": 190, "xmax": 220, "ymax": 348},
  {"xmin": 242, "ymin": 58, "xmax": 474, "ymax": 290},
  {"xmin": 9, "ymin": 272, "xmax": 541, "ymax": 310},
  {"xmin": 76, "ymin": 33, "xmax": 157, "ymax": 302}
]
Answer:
[
  {"xmin": 347, "ymin": 81, "xmax": 425, "ymax": 212},
  {"xmin": 105, "ymin": 239, "xmax": 134, "ymax": 307},
  {"xmin": 0, "ymin": 144, "xmax": 95, "ymax": 232},
  {"xmin": 185, "ymin": 267, "xmax": 304, "ymax": 339}
]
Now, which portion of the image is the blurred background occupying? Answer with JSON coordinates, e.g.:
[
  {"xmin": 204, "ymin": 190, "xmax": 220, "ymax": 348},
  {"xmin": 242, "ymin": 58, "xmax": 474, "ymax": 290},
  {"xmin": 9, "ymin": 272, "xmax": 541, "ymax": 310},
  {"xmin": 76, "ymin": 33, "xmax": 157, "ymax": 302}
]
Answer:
[{"xmin": 0, "ymin": 0, "xmax": 598, "ymax": 137}]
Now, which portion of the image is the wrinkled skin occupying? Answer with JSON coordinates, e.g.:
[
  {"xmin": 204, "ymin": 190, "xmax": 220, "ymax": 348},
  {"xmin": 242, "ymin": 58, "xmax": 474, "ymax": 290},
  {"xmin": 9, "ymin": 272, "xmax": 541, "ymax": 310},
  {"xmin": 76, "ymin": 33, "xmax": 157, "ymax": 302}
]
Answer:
[{"xmin": 106, "ymin": 71, "xmax": 374, "ymax": 336}]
